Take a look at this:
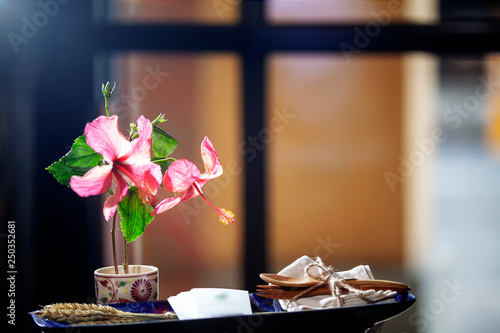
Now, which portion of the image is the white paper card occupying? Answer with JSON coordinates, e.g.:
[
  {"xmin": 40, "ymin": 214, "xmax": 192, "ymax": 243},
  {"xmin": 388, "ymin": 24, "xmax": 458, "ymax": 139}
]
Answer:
[{"xmin": 168, "ymin": 288, "xmax": 252, "ymax": 320}]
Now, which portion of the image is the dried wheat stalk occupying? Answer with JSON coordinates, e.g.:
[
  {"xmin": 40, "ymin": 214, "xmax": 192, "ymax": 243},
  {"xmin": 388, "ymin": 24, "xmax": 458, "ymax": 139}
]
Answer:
[{"xmin": 35, "ymin": 302, "xmax": 177, "ymax": 325}]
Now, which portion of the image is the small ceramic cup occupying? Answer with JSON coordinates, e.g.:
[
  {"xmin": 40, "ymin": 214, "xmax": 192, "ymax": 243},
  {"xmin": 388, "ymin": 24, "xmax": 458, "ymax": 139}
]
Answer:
[{"xmin": 94, "ymin": 265, "xmax": 159, "ymax": 304}]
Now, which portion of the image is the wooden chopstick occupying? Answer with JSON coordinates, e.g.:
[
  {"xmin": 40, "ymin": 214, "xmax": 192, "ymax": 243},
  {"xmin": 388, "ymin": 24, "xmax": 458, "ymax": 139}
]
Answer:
[{"xmin": 255, "ymin": 279, "xmax": 410, "ymax": 300}]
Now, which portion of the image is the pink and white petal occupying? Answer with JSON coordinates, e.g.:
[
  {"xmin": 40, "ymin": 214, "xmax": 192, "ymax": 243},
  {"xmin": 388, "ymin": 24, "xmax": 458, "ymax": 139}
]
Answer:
[
  {"xmin": 102, "ymin": 171, "xmax": 129, "ymax": 221},
  {"xmin": 145, "ymin": 162, "xmax": 163, "ymax": 191},
  {"xmin": 200, "ymin": 137, "xmax": 223, "ymax": 179},
  {"xmin": 163, "ymin": 159, "xmax": 201, "ymax": 193},
  {"xmin": 124, "ymin": 115, "xmax": 153, "ymax": 164},
  {"xmin": 195, "ymin": 178, "xmax": 210, "ymax": 189},
  {"xmin": 85, "ymin": 115, "xmax": 130, "ymax": 162},
  {"xmin": 178, "ymin": 184, "xmax": 200, "ymax": 202},
  {"xmin": 115, "ymin": 161, "xmax": 158, "ymax": 189},
  {"xmin": 70, "ymin": 164, "xmax": 113, "ymax": 197},
  {"xmin": 153, "ymin": 195, "xmax": 184, "ymax": 215},
  {"xmin": 153, "ymin": 183, "xmax": 202, "ymax": 215},
  {"xmin": 137, "ymin": 163, "xmax": 163, "ymax": 202}
]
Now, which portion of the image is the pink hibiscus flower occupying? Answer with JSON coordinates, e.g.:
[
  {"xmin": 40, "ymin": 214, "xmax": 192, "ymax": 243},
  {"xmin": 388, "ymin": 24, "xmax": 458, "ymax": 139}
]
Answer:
[
  {"xmin": 153, "ymin": 137, "xmax": 235, "ymax": 225},
  {"xmin": 70, "ymin": 115, "xmax": 162, "ymax": 221}
]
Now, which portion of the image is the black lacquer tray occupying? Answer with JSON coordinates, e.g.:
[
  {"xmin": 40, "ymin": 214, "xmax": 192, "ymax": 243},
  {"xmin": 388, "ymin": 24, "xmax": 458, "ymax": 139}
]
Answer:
[{"xmin": 30, "ymin": 293, "xmax": 415, "ymax": 333}]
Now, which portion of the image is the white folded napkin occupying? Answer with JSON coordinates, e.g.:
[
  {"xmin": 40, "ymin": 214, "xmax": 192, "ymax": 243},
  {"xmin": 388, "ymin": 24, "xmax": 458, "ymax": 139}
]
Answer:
[{"xmin": 277, "ymin": 256, "xmax": 397, "ymax": 311}]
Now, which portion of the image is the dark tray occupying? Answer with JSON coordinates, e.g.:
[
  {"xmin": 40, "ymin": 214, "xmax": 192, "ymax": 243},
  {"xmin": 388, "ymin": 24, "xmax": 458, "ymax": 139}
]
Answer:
[{"xmin": 30, "ymin": 293, "xmax": 416, "ymax": 333}]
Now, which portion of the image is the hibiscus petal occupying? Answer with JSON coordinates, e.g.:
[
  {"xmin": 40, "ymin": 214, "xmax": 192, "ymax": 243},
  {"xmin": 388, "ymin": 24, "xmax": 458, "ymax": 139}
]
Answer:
[
  {"xmin": 138, "ymin": 163, "xmax": 163, "ymax": 203},
  {"xmin": 163, "ymin": 159, "xmax": 201, "ymax": 193},
  {"xmin": 115, "ymin": 161, "xmax": 161, "ymax": 196},
  {"xmin": 70, "ymin": 164, "xmax": 113, "ymax": 197},
  {"xmin": 153, "ymin": 184, "xmax": 203, "ymax": 215},
  {"xmin": 153, "ymin": 195, "xmax": 184, "ymax": 215},
  {"xmin": 145, "ymin": 163, "xmax": 163, "ymax": 191},
  {"xmin": 103, "ymin": 171, "xmax": 129, "ymax": 221},
  {"xmin": 124, "ymin": 115, "xmax": 153, "ymax": 164},
  {"xmin": 178, "ymin": 184, "xmax": 200, "ymax": 202},
  {"xmin": 85, "ymin": 115, "xmax": 130, "ymax": 162},
  {"xmin": 200, "ymin": 137, "xmax": 223, "ymax": 179}
]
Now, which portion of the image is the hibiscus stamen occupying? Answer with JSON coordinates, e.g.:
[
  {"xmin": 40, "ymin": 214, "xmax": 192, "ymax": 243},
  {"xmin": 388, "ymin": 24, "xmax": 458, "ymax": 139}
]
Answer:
[
  {"xmin": 193, "ymin": 183, "xmax": 235, "ymax": 225},
  {"xmin": 217, "ymin": 208, "xmax": 235, "ymax": 225}
]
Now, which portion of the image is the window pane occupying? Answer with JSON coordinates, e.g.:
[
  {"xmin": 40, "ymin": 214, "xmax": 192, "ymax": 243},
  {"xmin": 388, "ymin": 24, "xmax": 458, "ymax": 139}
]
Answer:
[
  {"xmin": 428, "ymin": 56, "xmax": 500, "ymax": 331},
  {"xmin": 267, "ymin": 54, "xmax": 404, "ymax": 271},
  {"xmin": 108, "ymin": 0, "xmax": 240, "ymax": 24},
  {"xmin": 101, "ymin": 53, "xmax": 243, "ymax": 296},
  {"xmin": 266, "ymin": 0, "xmax": 438, "ymax": 24}
]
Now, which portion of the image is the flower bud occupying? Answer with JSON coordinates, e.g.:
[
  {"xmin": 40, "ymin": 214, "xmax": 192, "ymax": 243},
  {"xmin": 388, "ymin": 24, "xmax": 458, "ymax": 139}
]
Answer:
[{"xmin": 102, "ymin": 81, "xmax": 116, "ymax": 100}]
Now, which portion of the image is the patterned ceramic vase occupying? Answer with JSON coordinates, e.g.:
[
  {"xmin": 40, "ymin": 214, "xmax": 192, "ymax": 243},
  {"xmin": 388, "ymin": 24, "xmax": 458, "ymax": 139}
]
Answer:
[{"xmin": 94, "ymin": 265, "xmax": 159, "ymax": 304}]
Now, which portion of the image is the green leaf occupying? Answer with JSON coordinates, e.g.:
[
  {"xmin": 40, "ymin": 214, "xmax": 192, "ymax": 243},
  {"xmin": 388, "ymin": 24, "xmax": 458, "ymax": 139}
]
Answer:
[
  {"xmin": 46, "ymin": 135, "xmax": 103, "ymax": 187},
  {"xmin": 118, "ymin": 187, "xmax": 155, "ymax": 243},
  {"xmin": 152, "ymin": 126, "xmax": 177, "ymax": 158}
]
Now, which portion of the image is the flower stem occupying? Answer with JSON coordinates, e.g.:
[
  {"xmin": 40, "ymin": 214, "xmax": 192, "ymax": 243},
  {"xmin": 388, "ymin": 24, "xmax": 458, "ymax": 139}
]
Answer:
[
  {"xmin": 111, "ymin": 214, "xmax": 118, "ymax": 274},
  {"xmin": 152, "ymin": 157, "xmax": 176, "ymax": 164},
  {"xmin": 123, "ymin": 235, "xmax": 129, "ymax": 274},
  {"xmin": 105, "ymin": 98, "xmax": 110, "ymax": 117}
]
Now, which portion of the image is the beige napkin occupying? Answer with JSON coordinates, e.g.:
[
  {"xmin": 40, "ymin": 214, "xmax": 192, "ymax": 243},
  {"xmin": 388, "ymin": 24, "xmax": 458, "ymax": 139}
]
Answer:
[{"xmin": 277, "ymin": 256, "xmax": 397, "ymax": 311}]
